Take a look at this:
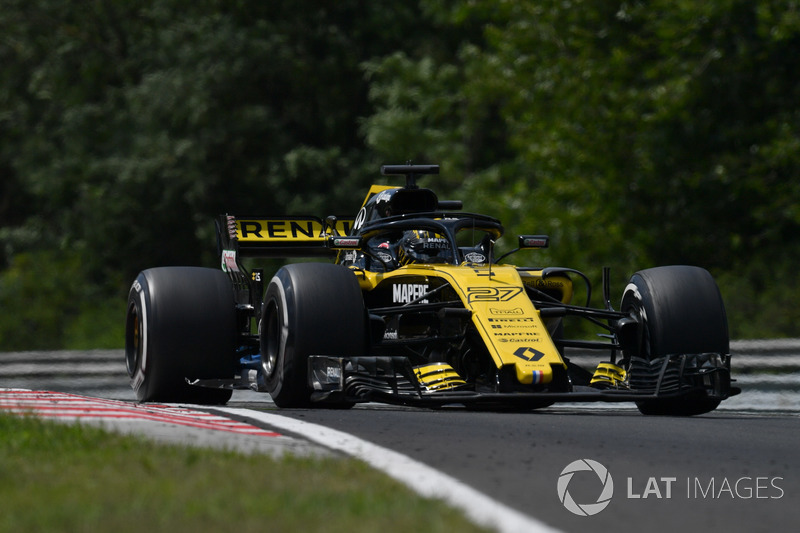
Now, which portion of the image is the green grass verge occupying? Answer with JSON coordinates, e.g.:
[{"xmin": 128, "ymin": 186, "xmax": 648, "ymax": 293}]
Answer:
[{"xmin": 0, "ymin": 414, "xmax": 489, "ymax": 533}]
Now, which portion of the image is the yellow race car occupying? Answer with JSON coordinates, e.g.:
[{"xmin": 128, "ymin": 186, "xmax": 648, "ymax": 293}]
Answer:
[{"xmin": 125, "ymin": 164, "xmax": 738, "ymax": 415}]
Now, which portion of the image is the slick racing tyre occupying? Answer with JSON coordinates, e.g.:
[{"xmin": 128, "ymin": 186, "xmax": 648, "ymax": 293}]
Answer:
[
  {"xmin": 126, "ymin": 267, "xmax": 235, "ymax": 404},
  {"xmin": 260, "ymin": 263, "xmax": 367, "ymax": 408},
  {"xmin": 621, "ymin": 265, "xmax": 729, "ymax": 416}
]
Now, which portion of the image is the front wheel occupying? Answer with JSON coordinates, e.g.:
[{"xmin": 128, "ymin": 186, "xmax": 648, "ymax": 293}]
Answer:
[
  {"xmin": 125, "ymin": 267, "xmax": 236, "ymax": 404},
  {"xmin": 260, "ymin": 263, "xmax": 367, "ymax": 408},
  {"xmin": 620, "ymin": 265, "xmax": 730, "ymax": 416}
]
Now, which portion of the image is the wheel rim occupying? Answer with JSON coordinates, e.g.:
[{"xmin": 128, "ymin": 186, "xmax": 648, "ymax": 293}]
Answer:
[
  {"xmin": 629, "ymin": 301, "xmax": 649, "ymax": 359},
  {"xmin": 261, "ymin": 301, "xmax": 280, "ymax": 378},
  {"xmin": 621, "ymin": 289, "xmax": 650, "ymax": 361},
  {"xmin": 125, "ymin": 303, "xmax": 142, "ymax": 377}
]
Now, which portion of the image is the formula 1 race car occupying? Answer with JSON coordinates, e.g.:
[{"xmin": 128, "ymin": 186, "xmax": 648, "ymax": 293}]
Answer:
[{"xmin": 125, "ymin": 164, "xmax": 739, "ymax": 415}]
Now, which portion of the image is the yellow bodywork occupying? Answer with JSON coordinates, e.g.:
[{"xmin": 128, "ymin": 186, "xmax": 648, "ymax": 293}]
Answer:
[
  {"xmin": 362, "ymin": 184, "xmax": 398, "ymax": 202},
  {"xmin": 413, "ymin": 362, "xmax": 468, "ymax": 391},
  {"xmin": 590, "ymin": 362, "xmax": 628, "ymax": 389},
  {"xmin": 355, "ymin": 263, "xmax": 570, "ymax": 387}
]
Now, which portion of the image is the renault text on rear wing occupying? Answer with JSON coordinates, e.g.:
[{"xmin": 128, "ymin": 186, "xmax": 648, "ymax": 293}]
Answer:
[{"xmin": 217, "ymin": 215, "xmax": 355, "ymax": 258}]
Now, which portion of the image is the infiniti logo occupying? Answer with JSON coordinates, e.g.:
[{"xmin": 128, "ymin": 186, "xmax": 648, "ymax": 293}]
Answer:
[{"xmin": 557, "ymin": 459, "xmax": 614, "ymax": 516}]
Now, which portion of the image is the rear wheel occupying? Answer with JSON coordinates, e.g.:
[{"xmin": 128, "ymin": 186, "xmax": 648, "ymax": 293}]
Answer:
[
  {"xmin": 125, "ymin": 267, "xmax": 235, "ymax": 404},
  {"xmin": 260, "ymin": 263, "xmax": 367, "ymax": 408},
  {"xmin": 620, "ymin": 265, "xmax": 729, "ymax": 416}
]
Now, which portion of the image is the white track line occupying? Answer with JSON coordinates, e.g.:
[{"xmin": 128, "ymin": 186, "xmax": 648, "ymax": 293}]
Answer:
[{"xmin": 217, "ymin": 407, "xmax": 561, "ymax": 533}]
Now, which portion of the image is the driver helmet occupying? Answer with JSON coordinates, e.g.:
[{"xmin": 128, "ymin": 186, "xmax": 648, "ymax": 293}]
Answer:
[{"xmin": 398, "ymin": 230, "xmax": 453, "ymax": 265}]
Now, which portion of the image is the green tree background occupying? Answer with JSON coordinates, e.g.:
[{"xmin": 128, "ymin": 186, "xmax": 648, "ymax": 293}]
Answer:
[{"xmin": 1, "ymin": 0, "xmax": 798, "ymax": 349}]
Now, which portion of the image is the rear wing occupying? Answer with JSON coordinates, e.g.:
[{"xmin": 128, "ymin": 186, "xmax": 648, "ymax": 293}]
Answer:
[{"xmin": 216, "ymin": 215, "xmax": 355, "ymax": 260}]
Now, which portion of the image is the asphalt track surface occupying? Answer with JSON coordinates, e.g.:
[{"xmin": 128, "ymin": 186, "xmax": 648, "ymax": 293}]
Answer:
[
  {"xmin": 2, "ymin": 350, "xmax": 798, "ymax": 532},
  {"xmin": 236, "ymin": 402, "xmax": 798, "ymax": 533}
]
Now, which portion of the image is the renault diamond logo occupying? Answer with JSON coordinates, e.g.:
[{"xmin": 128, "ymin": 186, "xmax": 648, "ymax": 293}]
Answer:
[{"xmin": 513, "ymin": 346, "xmax": 545, "ymax": 361}]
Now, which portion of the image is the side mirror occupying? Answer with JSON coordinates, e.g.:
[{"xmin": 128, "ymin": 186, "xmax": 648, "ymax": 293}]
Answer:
[
  {"xmin": 327, "ymin": 236, "xmax": 362, "ymax": 250},
  {"xmin": 518, "ymin": 235, "xmax": 549, "ymax": 249}
]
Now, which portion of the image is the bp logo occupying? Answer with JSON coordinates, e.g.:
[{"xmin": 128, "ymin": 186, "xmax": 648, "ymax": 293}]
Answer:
[{"xmin": 557, "ymin": 459, "xmax": 614, "ymax": 516}]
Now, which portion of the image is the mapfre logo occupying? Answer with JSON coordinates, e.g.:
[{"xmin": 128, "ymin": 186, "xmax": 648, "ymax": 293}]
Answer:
[
  {"xmin": 557, "ymin": 459, "xmax": 614, "ymax": 516},
  {"xmin": 393, "ymin": 283, "xmax": 429, "ymax": 304}
]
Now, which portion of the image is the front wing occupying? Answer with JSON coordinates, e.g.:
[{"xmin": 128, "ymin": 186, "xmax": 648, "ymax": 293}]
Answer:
[{"xmin": 307, "ymin": 353, "xmax": 739, "ymax": 408}]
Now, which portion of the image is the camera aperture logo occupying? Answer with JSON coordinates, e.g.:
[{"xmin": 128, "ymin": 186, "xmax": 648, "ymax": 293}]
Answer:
[{"xmin": 557, "ymin": 459, "xmax": 614, "ymax": 516}]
